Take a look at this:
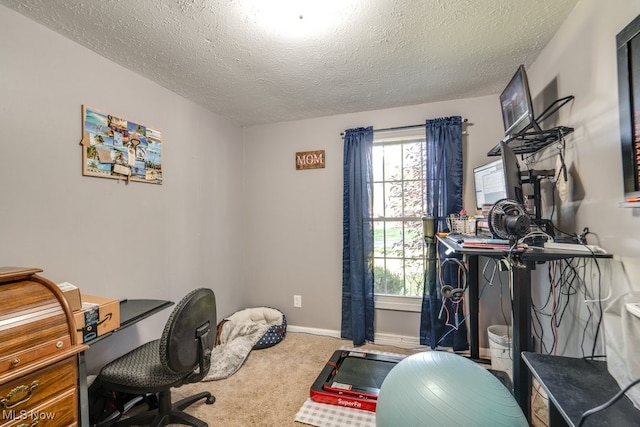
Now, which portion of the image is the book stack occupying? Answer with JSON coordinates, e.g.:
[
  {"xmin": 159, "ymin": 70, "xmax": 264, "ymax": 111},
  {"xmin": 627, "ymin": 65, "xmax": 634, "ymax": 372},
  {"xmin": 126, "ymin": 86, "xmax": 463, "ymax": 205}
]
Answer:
[
  {"xmin": 461, "ymin": 238, "xmax": 511, "ymax": 249},
  {"xmin": 480, "ymin": 204, "xmax": 493, "ymax": 216},
  {"xmin": 474, "ymin": 217, "xmax": 489, "ymax": 237}
]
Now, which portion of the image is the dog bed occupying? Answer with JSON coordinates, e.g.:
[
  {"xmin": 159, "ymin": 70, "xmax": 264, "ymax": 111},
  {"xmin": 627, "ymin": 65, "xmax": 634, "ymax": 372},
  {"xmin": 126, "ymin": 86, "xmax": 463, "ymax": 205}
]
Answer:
[{"xmin": 216, "ymin": 306, "xmax": 286, "ymax": 350}]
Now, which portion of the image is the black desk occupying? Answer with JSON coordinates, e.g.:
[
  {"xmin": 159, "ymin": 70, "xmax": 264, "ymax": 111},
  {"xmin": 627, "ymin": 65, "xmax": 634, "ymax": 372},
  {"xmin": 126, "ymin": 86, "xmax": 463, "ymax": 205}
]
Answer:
[
  {"xmin": 107, "ymin": 299, "xmax": 174, "ymax": 336},
  {"xmin": 78, "ymin": 298, "xmax": 174, "ymax": 425},
  {"xmin": 522, "ymin": 352, "xmax": 640, "ymax": 426},
  {"xmin": 437, "ymin": 236, "xmax": 612, "ymax": 423}
]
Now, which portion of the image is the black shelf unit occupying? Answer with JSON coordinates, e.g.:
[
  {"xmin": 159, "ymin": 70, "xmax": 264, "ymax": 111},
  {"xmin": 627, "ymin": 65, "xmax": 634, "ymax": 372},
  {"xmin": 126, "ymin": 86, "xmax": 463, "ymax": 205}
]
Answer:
[{"xmin": 488, "ymin": 96, "xmax": 575, "ymax": 157}]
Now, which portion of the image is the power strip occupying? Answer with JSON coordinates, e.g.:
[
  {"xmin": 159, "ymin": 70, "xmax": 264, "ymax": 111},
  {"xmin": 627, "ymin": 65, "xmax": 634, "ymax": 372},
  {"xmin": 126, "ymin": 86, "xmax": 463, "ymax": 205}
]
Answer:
[
  {"xmin": 543, "ymin": 242, "xmax": 606, "ymax": 253},
  {"xmin": 626, "ymin": 302, "xmax": 640, "ymax": 320}
]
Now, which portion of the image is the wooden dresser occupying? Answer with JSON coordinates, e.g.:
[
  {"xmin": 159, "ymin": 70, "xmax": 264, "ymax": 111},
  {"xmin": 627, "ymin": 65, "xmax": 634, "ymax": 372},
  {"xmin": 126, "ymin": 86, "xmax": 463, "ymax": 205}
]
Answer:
[{"xmin": 0, "ymin": 267, "xmax": 87, "ymax": 426}]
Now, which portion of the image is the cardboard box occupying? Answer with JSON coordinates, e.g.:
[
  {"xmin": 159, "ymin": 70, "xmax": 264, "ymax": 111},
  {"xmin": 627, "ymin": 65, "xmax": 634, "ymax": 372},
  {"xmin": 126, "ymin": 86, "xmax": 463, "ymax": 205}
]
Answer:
[
  {"xmin": 73, "ymin": 295, "xmax": 120, "ymax": 343},
  {"xmin": 56, "ymin": 282, "xmax": 82, "ymax": 312}
]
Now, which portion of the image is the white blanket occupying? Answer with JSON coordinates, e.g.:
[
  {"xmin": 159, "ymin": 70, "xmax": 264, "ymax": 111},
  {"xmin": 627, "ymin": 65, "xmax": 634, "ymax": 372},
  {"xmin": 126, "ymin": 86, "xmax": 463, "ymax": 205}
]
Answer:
[{"xmin": 202, "ymin": 308, "xmax": 280, "ymax": 381}]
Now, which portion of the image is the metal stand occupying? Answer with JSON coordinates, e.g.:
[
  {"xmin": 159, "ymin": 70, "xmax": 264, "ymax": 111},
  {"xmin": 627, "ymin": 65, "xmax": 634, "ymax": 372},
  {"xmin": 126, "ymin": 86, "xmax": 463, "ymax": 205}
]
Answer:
[
  {"xmin": 521, "ymin": 168, "xmax": 556, "ymax": 238},
  {"xmin": 488, "ymin": 96, "xmax": 575, "ymax": 156}
]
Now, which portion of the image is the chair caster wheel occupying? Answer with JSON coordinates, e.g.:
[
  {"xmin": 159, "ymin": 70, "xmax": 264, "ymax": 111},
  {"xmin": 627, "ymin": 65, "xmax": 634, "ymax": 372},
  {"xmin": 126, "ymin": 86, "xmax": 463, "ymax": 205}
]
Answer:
[{"xmin": 206, "ymin": 396, "xmax": 216, "ymax": 405}]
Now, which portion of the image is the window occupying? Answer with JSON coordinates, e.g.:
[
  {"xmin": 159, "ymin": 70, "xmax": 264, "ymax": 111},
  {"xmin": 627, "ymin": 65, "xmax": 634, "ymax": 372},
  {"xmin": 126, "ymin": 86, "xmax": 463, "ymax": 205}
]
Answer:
[{"xmin": 372, "ymin": 132, "xmax": 427, "ymax": 304}]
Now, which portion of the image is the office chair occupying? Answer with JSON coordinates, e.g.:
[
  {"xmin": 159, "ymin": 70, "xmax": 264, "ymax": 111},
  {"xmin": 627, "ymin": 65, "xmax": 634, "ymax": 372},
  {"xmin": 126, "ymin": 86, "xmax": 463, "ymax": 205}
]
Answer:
[{"xmin": 96, "ymin": 288, "xmax": 217, "ymax": 427}]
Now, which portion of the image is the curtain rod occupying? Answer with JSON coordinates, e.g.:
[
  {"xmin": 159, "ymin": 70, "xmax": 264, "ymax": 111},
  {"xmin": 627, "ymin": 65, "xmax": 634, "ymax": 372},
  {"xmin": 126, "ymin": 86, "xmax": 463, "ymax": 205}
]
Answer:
[{"xmin": 340, "ymin": 118, "xmax": 468, "ymax": 136}]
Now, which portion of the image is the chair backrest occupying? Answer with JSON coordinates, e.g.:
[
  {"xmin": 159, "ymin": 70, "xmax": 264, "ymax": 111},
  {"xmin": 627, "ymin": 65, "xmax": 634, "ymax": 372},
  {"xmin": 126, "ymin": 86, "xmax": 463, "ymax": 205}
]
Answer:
[{"xmin": 159, "ymin": 288, "xmax": 216, "ymax": 377}]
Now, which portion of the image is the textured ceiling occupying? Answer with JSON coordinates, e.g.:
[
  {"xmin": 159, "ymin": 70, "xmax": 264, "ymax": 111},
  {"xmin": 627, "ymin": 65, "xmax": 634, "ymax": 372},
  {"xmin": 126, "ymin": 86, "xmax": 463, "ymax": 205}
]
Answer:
[{"xmin": 0, "ymin": 0, "xmax": 579, "ymax": 127}]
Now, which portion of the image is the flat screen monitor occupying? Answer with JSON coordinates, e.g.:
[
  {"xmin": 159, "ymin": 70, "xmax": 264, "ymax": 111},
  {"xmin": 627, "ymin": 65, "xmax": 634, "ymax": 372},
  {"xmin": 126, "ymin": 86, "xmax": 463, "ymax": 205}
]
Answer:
[
  {"xmin": 473, "ymin": 159, "xmax": 507, "ymax": 211},
  {"xmin": 617, "ymin": 14, "xmax": 640, "ymax": 203},
  {"xmin": 500, "ymin": 141, "xmax": 524, "ymax": 205},
  {"xmin": 499, "ymin": 64, "xmax": 537, "ymax": 137}
]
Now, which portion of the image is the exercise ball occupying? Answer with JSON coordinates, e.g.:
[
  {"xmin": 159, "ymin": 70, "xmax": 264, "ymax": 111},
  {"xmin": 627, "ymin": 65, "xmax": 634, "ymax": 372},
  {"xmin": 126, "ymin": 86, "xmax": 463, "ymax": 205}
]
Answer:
[{"xmin": 376, "ymin": 351, "xmax": 527, "ymax": 427}]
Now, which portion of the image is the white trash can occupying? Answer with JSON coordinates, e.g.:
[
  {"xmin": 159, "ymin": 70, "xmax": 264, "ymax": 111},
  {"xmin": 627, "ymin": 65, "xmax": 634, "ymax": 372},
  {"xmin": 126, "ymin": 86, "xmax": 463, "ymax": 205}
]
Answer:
[{"xmin": 487, "ymin": 325, "xmax": 513, "ymax": 380}]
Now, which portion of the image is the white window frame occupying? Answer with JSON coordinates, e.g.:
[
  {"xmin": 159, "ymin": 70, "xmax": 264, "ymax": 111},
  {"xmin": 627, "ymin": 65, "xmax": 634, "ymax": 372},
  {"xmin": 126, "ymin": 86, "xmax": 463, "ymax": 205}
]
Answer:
[{"xmin": 375, "ymin": 294, "xmax": 422, "ymax": 312}]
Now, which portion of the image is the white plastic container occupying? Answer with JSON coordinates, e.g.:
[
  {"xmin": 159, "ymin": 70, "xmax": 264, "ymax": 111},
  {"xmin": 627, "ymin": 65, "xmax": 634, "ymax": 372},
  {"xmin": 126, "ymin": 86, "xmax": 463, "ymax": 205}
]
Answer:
[{"xmin": 488, "ymin": 325, "xmax": 513, "ymax": 380}]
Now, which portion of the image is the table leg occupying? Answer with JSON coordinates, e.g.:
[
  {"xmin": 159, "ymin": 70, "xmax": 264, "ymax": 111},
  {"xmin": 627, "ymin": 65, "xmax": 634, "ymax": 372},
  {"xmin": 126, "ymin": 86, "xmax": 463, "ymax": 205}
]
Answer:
[
  {"xmin": 512, "ymin": 261, "xmax": 533, "ymax": 422},
  {"xmin": 549, "ymin": 401, "xmax": 570, "ymax": 427},
  {"xmin": 467, "ymin": 255, "xmax": 480, "ymax": 360},
  {"xmin": 78, "ymin": 351, "xmax": 89, "ymax": 425}
]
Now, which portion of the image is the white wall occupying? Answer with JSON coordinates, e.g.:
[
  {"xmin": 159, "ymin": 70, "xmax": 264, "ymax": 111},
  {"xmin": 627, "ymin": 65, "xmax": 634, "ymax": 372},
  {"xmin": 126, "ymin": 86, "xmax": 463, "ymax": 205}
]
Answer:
[
  {"xmin": 528, "ymin": 0, "xmax": 640, "ymax": 256},
  {"xmin": 242, "ymin": 95, "xmax": 510, "ymax": 344},
  {"xmin": 522, "ymin": 0, "xmax": 640, "ymax": 357},
  {"xmin": 0, "ymin": 5, "xmax": 246, "ymax": 372}
]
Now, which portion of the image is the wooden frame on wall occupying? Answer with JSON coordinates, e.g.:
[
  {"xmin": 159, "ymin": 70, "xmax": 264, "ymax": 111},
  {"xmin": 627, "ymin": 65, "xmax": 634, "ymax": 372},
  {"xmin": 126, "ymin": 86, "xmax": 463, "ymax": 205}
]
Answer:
[
  {"xmin": 617, "ymin": 14, "xmax": 640, "ymax": 204},
  {"xmin": 295, "ymin": 150, "xmax": 325, "ymax": 170},
  {"xmin": 80, "ymin": 105, "xmax": 163, "ymax": 184}
]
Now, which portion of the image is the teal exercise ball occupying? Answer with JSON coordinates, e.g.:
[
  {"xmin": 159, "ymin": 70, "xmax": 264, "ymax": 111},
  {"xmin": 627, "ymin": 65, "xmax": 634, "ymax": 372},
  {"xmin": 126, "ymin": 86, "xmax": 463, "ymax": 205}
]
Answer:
[{"xmin": 376, "ymin": 351, "xmax": 527, "ymax": 427}]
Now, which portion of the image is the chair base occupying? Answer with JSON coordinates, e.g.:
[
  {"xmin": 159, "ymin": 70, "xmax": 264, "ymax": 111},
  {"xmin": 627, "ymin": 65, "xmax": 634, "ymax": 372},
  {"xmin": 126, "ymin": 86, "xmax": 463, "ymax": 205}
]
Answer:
[{"xmin": 110, "ymin": 390, "xmax": 215, "ymax": 427}]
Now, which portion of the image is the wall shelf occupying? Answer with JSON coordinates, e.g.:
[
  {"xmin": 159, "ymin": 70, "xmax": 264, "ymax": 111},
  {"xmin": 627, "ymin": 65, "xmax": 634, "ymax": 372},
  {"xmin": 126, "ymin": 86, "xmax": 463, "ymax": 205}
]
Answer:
[
  {"xmin": 488, "ymin": 126, "xmax": 574, "ymax": 156},
  {"xmin": 488, "ymin": 96, "xmax": 575, "ymax": 157}
]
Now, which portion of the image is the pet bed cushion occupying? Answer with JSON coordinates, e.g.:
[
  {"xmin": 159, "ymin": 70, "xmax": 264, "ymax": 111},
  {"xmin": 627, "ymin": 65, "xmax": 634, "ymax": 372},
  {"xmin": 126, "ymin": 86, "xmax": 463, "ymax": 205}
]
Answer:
[{"xmin": 224, "ymin": 306, "xmax": 287, "ymax": 350}]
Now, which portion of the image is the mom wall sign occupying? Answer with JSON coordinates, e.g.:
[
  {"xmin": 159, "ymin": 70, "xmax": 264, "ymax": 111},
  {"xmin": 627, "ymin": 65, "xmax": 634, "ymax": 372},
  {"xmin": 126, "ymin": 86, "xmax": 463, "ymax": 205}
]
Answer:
[{"xmin": 296, "ymin": 150, "xmax": 325, "ymax": 170}]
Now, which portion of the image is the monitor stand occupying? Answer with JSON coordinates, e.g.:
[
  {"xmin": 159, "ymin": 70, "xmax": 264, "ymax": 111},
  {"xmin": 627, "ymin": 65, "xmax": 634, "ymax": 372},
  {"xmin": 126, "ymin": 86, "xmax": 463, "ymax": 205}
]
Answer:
[{"xmin": 521, "ymin": 169, "xmax": 556, "ymax": 242}]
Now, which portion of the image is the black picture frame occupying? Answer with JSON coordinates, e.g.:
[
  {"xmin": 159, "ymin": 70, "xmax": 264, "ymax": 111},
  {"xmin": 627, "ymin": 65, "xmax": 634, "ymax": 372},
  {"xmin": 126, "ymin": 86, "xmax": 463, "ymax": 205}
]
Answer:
[{"xmin": 617, "ymin": 14, "xmax": 640, "ymax": 204}]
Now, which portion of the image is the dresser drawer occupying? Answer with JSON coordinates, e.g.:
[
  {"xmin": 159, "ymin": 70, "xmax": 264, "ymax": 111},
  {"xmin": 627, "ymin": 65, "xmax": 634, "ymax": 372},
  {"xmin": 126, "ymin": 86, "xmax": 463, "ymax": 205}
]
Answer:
[
  {"xmin": 0, "ymin": 338, "xmax": 73, "ymax": 377},
  {"xmin": 0, "ymin": 358, "xmax": 76, "ymax": 415},
  {"xmin": 1, "ymin": 388, "xmax": 77, "ymax": 427}
]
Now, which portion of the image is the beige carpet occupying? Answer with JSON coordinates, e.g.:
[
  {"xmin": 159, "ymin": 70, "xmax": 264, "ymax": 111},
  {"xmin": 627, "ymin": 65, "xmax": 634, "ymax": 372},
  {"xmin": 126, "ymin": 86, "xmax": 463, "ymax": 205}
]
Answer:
[
  {"xmin": 166, "ymin": 332, "xmax": 412, "ymax": 426},
  {"xmin": 127, "ymin": 332, "xmax": 547, "ymax": 426}
]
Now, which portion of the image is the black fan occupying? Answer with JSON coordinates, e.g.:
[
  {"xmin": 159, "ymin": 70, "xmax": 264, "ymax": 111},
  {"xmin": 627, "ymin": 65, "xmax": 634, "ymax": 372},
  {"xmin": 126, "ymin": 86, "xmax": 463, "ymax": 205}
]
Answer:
[{"xmin": 488, "ymin": 198, "xmax": 531, "ymax": 243}]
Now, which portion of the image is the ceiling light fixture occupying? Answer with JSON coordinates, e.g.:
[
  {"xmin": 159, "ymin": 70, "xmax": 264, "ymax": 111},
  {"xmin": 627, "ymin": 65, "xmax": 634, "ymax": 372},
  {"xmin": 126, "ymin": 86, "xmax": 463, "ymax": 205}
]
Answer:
[{"xmin": 239, "ymin": 0, "xmax": 355, "ymax": 38}]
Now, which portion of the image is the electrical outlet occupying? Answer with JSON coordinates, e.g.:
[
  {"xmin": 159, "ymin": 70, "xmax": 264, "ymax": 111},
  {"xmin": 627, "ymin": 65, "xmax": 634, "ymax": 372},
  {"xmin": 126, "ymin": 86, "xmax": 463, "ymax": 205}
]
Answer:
[{"xmin": 294, "ymin": 295, "xmax": 302, "ymax": 308}]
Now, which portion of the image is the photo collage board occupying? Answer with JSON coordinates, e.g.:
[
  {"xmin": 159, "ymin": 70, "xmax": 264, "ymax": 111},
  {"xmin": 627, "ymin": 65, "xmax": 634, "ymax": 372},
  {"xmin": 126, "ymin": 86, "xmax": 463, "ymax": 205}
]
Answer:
[{"xmin": 81, "ymin": 105, "xmax": 163, "ymax": 184}]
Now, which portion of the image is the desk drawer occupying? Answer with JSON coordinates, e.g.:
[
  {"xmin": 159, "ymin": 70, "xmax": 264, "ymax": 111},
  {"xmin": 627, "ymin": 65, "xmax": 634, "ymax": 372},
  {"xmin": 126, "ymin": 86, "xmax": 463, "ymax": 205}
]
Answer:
[
  {"xmin": 1, "ymin": 388, "xmax": 77, "ymax": 427},
  {"xmin": 0, "ymin": 358, "xmax": 76, "ymax": 414}
]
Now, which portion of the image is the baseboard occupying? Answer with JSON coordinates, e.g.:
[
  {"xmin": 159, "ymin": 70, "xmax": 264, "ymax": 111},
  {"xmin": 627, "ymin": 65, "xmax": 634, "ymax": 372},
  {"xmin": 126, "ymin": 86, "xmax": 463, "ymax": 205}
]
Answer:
[
  {"xmin": 287, "ymin": 325, "xmax": 342, "ymax": 339},
  {"xmin": 288, "ymin": 325, "xmax": 493, "ymax": 356},
  {"xmin": 286, "ymin": 325, "xmax": 429, "ymax": 350},
  {"xmin": 373, "ymin": 332, "xmax": 423, "ymax": 348},
  {"xmin": 288, "ymin": 325, "xmax": 420, "ymax": 348}
]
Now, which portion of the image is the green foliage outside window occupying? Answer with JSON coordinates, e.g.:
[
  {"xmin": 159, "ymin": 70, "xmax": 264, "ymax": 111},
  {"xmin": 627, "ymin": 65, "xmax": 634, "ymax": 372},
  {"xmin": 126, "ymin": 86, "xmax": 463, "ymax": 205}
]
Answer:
[{"xmin": 372, "ymin": 137, "xmax": 427, "ymax": 298}]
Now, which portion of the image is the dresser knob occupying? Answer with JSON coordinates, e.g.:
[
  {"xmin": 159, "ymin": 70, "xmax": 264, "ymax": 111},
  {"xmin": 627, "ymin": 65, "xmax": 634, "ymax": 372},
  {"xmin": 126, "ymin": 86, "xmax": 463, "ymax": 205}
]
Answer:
[
  {"xmin": 10, "ymin": 358, "xmax": 19, "ymax": 368},
  {"xmin": 56, "ymin": 341, "xmax": 63, "ymax": 348}
]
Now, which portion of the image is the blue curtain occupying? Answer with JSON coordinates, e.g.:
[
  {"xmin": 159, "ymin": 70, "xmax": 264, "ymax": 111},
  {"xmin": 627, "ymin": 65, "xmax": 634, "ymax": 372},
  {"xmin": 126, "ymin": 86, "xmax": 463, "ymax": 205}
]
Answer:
[
  {"xmin": 341, "ymin": 126, "xmax": 374, "ymax": 346},
  {"xmin": 419, "ymin": 116, "xmax": 469, "ymax": 351}
]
